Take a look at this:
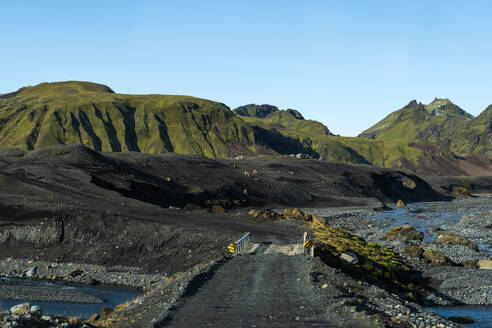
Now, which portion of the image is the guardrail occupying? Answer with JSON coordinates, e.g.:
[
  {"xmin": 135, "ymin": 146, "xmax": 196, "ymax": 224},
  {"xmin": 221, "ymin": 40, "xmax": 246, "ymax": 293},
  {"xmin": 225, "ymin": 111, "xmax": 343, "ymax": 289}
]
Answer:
[{"xmin": 227, "ymin": 232, "xmax": 251, "ymax": 256}]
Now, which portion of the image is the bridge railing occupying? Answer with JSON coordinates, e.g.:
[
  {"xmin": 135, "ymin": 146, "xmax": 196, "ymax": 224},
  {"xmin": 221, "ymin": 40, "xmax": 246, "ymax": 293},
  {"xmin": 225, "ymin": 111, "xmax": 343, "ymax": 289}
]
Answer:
[{"xmin": 227, "ymin": 232, "xmax": 251, "ymax": 256}]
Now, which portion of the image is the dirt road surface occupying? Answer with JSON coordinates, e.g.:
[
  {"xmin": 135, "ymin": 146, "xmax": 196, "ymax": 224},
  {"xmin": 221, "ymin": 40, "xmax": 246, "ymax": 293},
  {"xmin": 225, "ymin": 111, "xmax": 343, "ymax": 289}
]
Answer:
[{"xmin": 161, "ymin": 243, "xmax": 365, "ymax": 328}]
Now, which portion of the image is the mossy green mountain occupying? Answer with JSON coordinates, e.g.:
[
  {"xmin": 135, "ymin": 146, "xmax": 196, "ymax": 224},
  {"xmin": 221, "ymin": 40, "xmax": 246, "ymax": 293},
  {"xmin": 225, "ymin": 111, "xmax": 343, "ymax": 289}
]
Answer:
[
  {"xmin": 359, "ymin": 98, "xmax": 492, "ymax": 161},
  {"xmin": 0, "ymin": 81, "xmax": 314, "ymax": 157},
  {"xmin": 0, "ymin": 82, "xmax": 490, "ymax": 174}
]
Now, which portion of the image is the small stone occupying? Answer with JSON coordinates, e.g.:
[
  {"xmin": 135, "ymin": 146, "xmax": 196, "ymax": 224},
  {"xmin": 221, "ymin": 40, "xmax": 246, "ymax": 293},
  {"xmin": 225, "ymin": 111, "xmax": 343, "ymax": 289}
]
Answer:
[
  {"xmin": 396, "ymin": 199, "xmax": 406, "ymax": 208},
  {"xmin": 41, "ymin": 315, "xmax": 52, "ymax": 321},
  {"xmin": 321, "ymin": 283, "xmax": 328, "ymax": 288},
  {"xmin": 86, "ymin": 313, "xmax": 100, "ymax": 322},
  {"xmin": 10, "ymin": 303, "xmax": 30, "ymax": 315},
  {"xmin": 69, "ymin": 269, "xmax": 84, "ymax": 277},
  {"xmin": 25, "ymin": 266, "xmax": 36, "ymax": 277},
  {"xmin": 29, "ymin": 305, "xmax": 41, "ymax": 314},
  {"xmin": 478, "ymin": 259, "xmax": 492, "ymax": 270},
  {"xmin": 339, "ymin": 252, "xmax": 358, "ymax": 264},
  {"xmin": 211, "ymin": 204, "xmax": 226, "ymax": 214}
]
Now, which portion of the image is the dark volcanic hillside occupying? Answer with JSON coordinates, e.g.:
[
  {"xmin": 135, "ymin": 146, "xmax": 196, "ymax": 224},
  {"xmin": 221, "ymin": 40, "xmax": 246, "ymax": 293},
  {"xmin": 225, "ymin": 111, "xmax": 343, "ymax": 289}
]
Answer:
[
  {"xmin": 0, "ymin": 81, "xmax": 313, "ymax": 157},
  {"xmin": 0, "ymin": 144, "xmax": 449, "ymax": 272}
]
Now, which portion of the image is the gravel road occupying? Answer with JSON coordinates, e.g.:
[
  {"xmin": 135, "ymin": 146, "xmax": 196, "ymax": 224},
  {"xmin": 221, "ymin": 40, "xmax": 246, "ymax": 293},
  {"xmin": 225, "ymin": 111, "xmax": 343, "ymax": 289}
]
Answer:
[{"xmin": 162, "ymin": 243, "xmax": 362, "ymax": 328}]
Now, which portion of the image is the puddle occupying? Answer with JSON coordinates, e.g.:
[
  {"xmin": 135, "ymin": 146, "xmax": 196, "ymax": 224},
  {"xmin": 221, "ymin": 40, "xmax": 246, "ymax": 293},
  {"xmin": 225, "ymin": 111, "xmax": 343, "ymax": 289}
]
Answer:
[
  {"xmin": 0, "ymin": 277, "xmax": 140, "ymax": 319},
  {"xmin": 429, "ymin": 306, "xmax": 492, "ymax": 327}
]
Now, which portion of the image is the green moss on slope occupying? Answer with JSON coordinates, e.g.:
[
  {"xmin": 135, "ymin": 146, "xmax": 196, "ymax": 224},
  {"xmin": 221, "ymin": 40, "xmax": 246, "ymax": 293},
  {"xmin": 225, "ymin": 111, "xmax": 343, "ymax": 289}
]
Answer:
[{"xmin": 0, "ymin": 82, "xmax": 310, "ymax": 157}]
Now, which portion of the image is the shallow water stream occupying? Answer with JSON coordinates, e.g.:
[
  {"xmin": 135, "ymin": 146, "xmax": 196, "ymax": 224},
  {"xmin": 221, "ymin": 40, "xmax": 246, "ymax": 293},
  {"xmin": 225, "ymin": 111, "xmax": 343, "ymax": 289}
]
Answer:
[
  {"xmin": 429, "ymin": 306, "xmax": 492, "ymax": 328},
  {"xmin": 366, "ymin": 197, "xmax": 492, "ymax": 327},
  {"xmin": 0, "ymin": 277, "xmax": 140, "ymax": 318}
]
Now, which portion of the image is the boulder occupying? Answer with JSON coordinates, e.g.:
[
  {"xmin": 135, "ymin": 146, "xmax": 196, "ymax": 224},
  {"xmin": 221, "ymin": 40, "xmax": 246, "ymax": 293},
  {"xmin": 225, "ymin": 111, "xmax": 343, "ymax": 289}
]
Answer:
[
  {"xmin": 101, "ymin": 307, "xmax": 114, "ymax": 317},
  {"xmin": 282, "ymin": 208, "xmax": 312, "ymax": 221},
  {"xmin": 402, "ymin": 246, "xmax": 424, "ymax": 258},
  {"xmin": 10, "ymin": 303, "xmax": 30, "ymax": 315},
  {"xmin": 423, "ymin": 249, "xmax": 454, "ymax": 266},
  {"xmin": 478, "ymin": 259, "xmax": 492, "ymax": 270},
  {"xmin": 250, "ymin": 209, "xmax": 282, "ymax": 222},
  {"xmin": 312, "ymin": 215, "xmax": 327, "ymax": 225},
  {"xmin": 384, "ymin": 226, "xmax": 424, "ymax": 242},
  {"xmin": 435, "ymin": 233, "xmax": 478, "ymax": 251},
  {"xmin": 396, "ymin": 199, "xmax": 406, "ymax": 208},
  {"xmin": 211, "ymin": 205, "xmax": 226, "ymax": 214}
]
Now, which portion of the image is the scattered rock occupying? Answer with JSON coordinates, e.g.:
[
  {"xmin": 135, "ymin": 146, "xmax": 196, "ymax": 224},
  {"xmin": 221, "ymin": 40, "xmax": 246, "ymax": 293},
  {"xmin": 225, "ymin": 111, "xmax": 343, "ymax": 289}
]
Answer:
[
  {"xmin": 423, "ymin": 249, "xmax": 454, "ymax": 266},
  {"xmin": 85, "ymin": 278, "xmax": 100, "ymax": 285},
  {"xmin": 29, "ymin": 305, "xmax": 41, "ymax": 314},
  {"xmin": 384, "ymin": 226, "xmax": 424, "ymax": 242},
  {"xmin": 448, "ymin": 315, "xmax": 474, "ymax": 324},
  {"xmin": 249, "ymin": 209, "xmax": 282, "ymax": 222},
  {"xmin": 460, "ymin": 259, "xmax": 477, "ymax": 268},
  {"xmin": 321, "ymin": 283, "xmax": 328, "ymax": 288},
  {"xmin": 41, "ymin": 315, "xmax": 52, "ymax": 321},
  {"xmin": 24, "ymin": 266, "xmax": 36, "ymax": 277},
  {"xmin": 10, "ymin": 303, "xmax": 30, "ymax": 315},
  {"xmin": 312, "ymin": 215, "xmax": 326, "ymax": 225},
  {"xmin": 282, "ymin": 208, "xmax": 312, "ymax": 221},
  {"xmin": 435, "ymin": 233, "xmax": 478, "ymax": 251},
  {"xmin": 402, "ymin": 246, "xmax": 424, "ymax": 258},
  {"xmin": 69, "ymin": 269, "xmax": 84, "ymax": 278},
  {"xmin": 477, "ymin": 259, "xmax": 492, "ymax": 270},
  {"xmin": 86, "ymin": 313, "xmax": 99, "ymax": 322},
  {"xmin": 451, "ymin": 186, "xmax": 471, "ymax": 196},
  {"xmin": 339, "ymin": 252, "xmax": 358, "ymax": 264},
  {"xmin": 402, "ymin": 179, "xmax": 417, "ymax": 190},
  {"xmin": 396, "ymin": 199, "xmax": 406, "ymax": 208},
  {"xmin": 101, "ymin": 307, "xmax": 114, "ymax": 317},
  {"xmin": 211, "ymin": 205, "xmax": 226, "ymax": 214}
]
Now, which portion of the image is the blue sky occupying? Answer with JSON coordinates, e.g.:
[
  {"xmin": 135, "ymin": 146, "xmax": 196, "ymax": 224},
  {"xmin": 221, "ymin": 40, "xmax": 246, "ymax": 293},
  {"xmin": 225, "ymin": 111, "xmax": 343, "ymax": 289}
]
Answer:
[{"xmin": 2, "ymin": 1, "xmax": 492, "ymax": 136}]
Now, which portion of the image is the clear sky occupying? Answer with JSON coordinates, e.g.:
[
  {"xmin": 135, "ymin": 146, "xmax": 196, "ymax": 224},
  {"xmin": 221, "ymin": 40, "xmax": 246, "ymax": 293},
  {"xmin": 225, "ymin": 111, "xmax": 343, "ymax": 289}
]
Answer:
[{"xmin": 2, "ymin": 1, "xmax": 492, "ymax": 136}]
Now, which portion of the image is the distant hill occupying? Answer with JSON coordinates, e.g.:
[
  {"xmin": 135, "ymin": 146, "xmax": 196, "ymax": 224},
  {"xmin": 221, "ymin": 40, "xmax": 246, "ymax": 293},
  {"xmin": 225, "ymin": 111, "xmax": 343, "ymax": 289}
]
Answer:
[
  {"xmin": 359, "ymin": 98, "xmax": 492, "ymax": 162},
  {"xmin": 0, "ymin": 82, "xmax": 490, "ymax": 176},
  {"xmin": 0, "ymin": 81, "xmax": 315, "ymax": 157}
]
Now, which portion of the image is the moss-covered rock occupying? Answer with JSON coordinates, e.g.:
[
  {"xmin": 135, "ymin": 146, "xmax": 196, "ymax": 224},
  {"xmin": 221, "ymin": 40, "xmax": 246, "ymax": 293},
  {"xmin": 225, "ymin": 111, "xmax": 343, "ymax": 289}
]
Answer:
[
  {"xmin": 435, "ymin": 233, "xmax": 477, "ymax": 251},
  {"xmin": 451, "ymin": 186, "xmax": 471, "ymax": 196},
  {"xmin": 310, "ymin": 222, "xmax": 411, "ymax": 287},
  {"xmin": 384, "ymin": 226, "xmax": 423, "ymax": 242}
]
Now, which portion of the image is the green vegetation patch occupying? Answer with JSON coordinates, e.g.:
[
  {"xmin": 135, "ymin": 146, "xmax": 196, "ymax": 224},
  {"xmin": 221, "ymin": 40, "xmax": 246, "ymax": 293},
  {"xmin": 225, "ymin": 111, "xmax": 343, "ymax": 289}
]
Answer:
[{"xmin": 310, "ymin": 222, "xmax": 411, "ymax": 288}]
